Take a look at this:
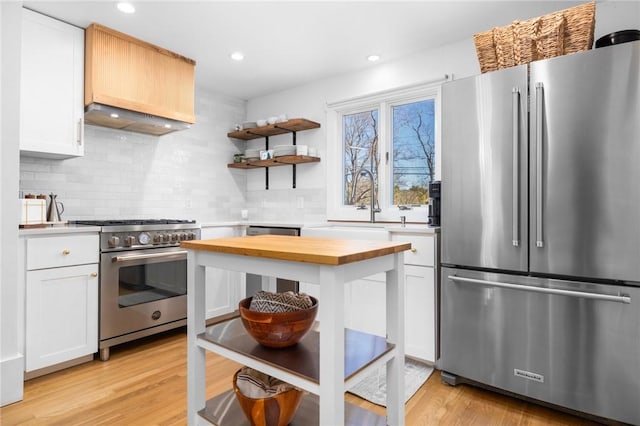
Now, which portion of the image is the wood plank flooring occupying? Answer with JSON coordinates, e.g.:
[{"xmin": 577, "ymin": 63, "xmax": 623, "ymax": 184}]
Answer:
[{"xmin": 0, "ymin": 327, "xmax": 603, "ymax": 425}]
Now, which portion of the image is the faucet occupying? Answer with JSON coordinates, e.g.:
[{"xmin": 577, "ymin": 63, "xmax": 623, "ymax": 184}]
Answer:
[{"xmin": 360, "ymin": 169, "xmax": 380, "ymax": 223}]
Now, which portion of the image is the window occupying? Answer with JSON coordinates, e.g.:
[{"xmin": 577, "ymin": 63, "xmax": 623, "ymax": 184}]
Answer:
[
  {"xmin": 343, "ymin": 109, "xmax": 379, "ymax": 207},
  {"xmin": 391, "ymin": 99, "xmax": 435, "ymax": 206},
  {"xmin": 327, "ymin": 82, "xmax": 442, "ymax": 222}
]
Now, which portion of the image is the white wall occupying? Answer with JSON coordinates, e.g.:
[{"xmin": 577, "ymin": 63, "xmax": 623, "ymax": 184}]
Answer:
[
  {"xmin": 1, "ymin": 1, "xmax": 25, "ymax": 407},
  {"xmin": 19, "ymin": 88, "xmax": 248, "ymax": 222},
  {"xmin": 244, "ymin": 0, "xmax": 639, "ymax": 224},
  {"xmin": 244, "ymin": 38, "xmax": 478, "ymax": 223}
]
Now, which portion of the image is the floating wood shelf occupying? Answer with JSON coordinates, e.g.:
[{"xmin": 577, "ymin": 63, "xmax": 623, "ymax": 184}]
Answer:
[
  {"xmin": 227, "ymin": 155, "xmax": 320, "ymax": 169},
  {"xmin": 226, "ymin": 117, "xmax": 321, "ymax": 189},
  {"xmin": 227, "ymin": 118, "xmax": 320, "ymax": 140}
]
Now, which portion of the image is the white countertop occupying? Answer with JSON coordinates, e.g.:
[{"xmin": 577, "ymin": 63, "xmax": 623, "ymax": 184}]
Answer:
[
  {"xmin": 200, "ymin": 221, "xmax": 306, "ymax": 228},
  {"xmin": 199, "ymin": 221, "xmax": 439, "ymax": 233},
  {"xmin": 18, "ymin": 224, "xmax": 101, "ymax": 236}
]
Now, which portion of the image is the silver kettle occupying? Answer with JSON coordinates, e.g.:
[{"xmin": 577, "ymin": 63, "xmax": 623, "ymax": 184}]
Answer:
[{"xmin": 47, "ymin": 193, "xmax": 65, "ymax": 222}]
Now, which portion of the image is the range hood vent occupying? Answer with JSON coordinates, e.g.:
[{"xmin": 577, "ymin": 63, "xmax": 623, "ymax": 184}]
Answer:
[
  {"xmin": 84, "ymin": 23, "xmax": 196, "ymax": 136},
  {"xmin": 84, "ymin": 103, "xmax": 192, "ymax": 136}
]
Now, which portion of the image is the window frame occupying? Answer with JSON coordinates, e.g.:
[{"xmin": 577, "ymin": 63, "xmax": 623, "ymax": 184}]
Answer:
[{"xmin": 326, "ymin": 82, "xmax": 442, "ymax": 223}]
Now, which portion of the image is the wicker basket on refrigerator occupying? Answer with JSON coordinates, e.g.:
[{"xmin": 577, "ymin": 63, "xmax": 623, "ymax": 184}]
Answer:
[{"xmin": 474, "ymin": 1, "xmax": 595, "ymax": 73}]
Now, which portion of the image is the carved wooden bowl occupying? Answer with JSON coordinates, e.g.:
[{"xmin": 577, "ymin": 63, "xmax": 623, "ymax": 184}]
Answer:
[
  {"xmin": 233, "ymin": 370, "xmax": 303, "ymax": 426},
  {"xmin": 238, "ymin": 296, "xmax": 318, "ymax": 348}
]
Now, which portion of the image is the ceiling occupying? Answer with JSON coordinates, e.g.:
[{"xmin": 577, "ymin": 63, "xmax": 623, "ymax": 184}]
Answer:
[{"xmin": 23, "ymin": 1, "xmax": 589, "ymax": 100}]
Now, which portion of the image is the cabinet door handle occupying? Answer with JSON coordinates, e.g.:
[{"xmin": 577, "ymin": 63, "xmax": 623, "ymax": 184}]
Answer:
[
  {"xmin": 62, "ymin": 249, "xmax": 71, "ymax": 255},
  {"xmin": 77, "ymin": 117, "xmax": 84, "ymax": 146},
  {"xmin": 90, "ymin": 272, "xmax": 98, "ymax": 278},
  {"xmin": 410, "ymin": 248, "xmax": 417, "ymax": 253}
]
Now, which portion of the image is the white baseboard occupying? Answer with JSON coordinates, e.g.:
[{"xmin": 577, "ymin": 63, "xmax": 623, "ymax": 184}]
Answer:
[{"xmin": 1, "ymin": 354, "xmax": 24, "ymax": 406}]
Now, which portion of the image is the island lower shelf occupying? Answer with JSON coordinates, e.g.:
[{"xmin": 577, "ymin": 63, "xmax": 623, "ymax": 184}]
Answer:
[
  {"xmin": 196, "ymin": 318, "xmax": 395, "ymax": 425},
  {"xmin": 199, "ymin": 390, "xmax": 386, "ymax": 426}
]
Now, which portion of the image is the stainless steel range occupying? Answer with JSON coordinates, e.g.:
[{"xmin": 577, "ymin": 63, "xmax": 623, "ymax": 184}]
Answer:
[{"xmin": 73, "ymin": 219, "xmax": 200, "ymax": 361}]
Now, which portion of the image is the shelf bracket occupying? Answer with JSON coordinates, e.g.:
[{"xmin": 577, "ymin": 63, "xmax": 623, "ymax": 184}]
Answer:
[
  {"xmin": 265, "ymin": 136, "xmax": 269, "ymax": 190},
  {"xmin": 291, "ymin": 131, "xmax": 297, "ymax": 188},
  {"xmin": 292, "ymin": 164, "xmax": 297, "ymax": 189}
]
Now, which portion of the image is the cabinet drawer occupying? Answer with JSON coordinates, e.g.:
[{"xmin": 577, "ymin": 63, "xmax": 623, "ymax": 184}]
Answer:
[
  {"xmin": 27, "ymin": 234, "xmax": 99, "ymax": 270},
  {"xmin": 391, "ymin": 234, "xmax": 434, "ymax": 267}
]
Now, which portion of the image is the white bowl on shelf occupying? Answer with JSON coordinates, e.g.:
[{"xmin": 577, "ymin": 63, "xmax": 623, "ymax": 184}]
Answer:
[{"xmin": 256, "ymin": 119, "xmax": 267, "ymax": 127}]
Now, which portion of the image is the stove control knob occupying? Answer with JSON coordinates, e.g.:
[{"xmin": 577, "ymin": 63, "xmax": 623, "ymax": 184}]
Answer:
[
  {"xmin": 124, "ymin": 235, "xmax": 136, "ymax": 247},
  {"xmin": 179, "ymin": 233, "xmax": 187, "ymax": 241},
  {"xmin": 163, "ymin": 234, "xmax": 171, "ymax": 243},
  {"xmin": 187, "ymin": 232, "xmax": 196, "ymax": 240},
  {"xmin": 153, "ymin": 234, "xmax": 163, "ymax": 244},
  {"xmin": 108, "ymin": 236, "xmax": 120, "ymax": 248},
  {"xmin": 138, "ymin": 232, "xmax": 151, "ymax": 245},
  {"xmin": 171, "ymin": 233, "xmax": 179, "ymax": 242}
]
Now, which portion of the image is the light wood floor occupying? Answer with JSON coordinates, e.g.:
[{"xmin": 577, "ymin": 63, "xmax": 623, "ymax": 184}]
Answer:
[{"xmin": 0, "ymin": 327, "xmax": 603, "ymax": 425}]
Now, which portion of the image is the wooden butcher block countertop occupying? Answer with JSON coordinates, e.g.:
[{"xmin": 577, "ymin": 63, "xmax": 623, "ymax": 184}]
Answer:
[{"xmin": 181, "ymin": 234, "xmax": 411, "ymax": 266}]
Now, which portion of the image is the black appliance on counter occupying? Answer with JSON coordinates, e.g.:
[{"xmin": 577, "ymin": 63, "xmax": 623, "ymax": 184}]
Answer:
[
  {"xmin": 72, "ymin": 219, "xmax": 200, "ymax": 361},
  {"xmin": 427, "ymin": 180, "xmax": 441, "ymax": 226}
]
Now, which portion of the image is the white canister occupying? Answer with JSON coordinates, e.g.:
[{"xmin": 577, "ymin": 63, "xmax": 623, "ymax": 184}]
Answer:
[{"xmin": 296, "ymin": 145, "xmax": 308, "ymax": 156}]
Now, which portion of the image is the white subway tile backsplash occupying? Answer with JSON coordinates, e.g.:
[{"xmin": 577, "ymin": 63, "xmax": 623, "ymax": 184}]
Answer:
[{"xmin": 19, "ymin": 89, "xmax": 247, "ymax": 223}]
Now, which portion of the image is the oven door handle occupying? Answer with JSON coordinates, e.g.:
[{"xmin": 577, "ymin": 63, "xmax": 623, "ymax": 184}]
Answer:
[{"xmin": 112, "ymin": 250, "xmax": 188, "ymax": 263}]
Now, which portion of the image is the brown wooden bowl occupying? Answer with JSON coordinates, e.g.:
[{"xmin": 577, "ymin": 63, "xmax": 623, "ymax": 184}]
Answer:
[
  {"xmin": 238, "ymin": 296, "xmax": 318, "ymax": 348},
  {"xmin": 233, "ymin": 370, "xmax": 303, "ymax": 426}
]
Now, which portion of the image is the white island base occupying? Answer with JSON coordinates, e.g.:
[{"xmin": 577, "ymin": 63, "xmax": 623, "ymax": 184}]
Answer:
[{"xmin": 183, "ymin": 235, "xmax": 410, "ymax": 426}]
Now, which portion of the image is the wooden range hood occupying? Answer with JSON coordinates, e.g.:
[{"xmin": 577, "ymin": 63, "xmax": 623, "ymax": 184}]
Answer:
[{"xmin": 84, "ymin": 23, "xmax": 196, "ymax": 136}]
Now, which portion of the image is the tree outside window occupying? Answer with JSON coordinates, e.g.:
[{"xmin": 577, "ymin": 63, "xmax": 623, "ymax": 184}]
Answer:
[
  {"xmin": 342, "ymin": 110, "xmax": 379, "ymax": 206},
  {"xmin": 392, "ymin": 99, "xmax": 435, "ymax": 205}
]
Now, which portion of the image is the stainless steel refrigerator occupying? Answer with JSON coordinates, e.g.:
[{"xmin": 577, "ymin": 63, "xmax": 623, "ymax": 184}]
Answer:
[{"xmin": 440, "ymin": 41, "xmax": 640, "ymax": 425}]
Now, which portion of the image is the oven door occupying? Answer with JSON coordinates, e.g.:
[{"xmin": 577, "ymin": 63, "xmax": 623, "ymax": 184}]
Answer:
[{"xmin": 100, "ymin": 247, "xmax": 187, "ymax": 341}]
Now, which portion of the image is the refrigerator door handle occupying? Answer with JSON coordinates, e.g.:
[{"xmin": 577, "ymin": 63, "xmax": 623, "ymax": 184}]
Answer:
[
  {"xmin": 448, "ymin": 275, "xmax": 631, "ymax": 304},
  {"xmin": 512, "ymin": 87, "xmax": 520, "ymax": 247},
  {"xmin": 535, "ymin": 82, "xmax": 544, "ymax": 248}
]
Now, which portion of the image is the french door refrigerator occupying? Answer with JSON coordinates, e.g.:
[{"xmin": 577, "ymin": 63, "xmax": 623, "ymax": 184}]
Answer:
[{"xmin": 440, "ymin": 41, "xmax": 640, "ymax": 425}]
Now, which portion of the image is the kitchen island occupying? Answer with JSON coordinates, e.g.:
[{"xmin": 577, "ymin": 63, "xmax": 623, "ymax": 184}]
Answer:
[{"xmin": 181, "ymin": 234, "xmax": 411, "ymax": 426}]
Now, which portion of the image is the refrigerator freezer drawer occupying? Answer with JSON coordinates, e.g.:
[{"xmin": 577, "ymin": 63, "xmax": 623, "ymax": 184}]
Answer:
[{"xmin": 439, "ymin": 267, "xmax": 640, "ymax": 425}]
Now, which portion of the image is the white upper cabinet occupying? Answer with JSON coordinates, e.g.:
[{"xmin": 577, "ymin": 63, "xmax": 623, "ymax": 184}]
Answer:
[{"xmin": 20, "ymin": 9, "xmax": 84, "ymax": 159}]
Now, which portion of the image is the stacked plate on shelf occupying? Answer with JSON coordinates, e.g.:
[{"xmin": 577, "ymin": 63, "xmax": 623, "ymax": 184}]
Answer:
[
  {"xmin": 244, "ymin": 148, "xmax": 260, "ymax": 160},
  {"xmin": 273, "ymin": 145, "xmax": 296, "ymax": 157}
]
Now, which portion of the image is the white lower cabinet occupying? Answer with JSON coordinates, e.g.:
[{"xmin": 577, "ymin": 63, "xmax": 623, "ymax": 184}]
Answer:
[
  {"xmin": 201, "ymin": 226, "xmax": 245, "ymax": 320},
  {"xmin": 22, "ymin": 232, "xmax": 99, "ymax": 375},
  {"xmin": 404, "ymin": 264, "xmax": 435, "ymax": 362},
  {"xmin": 301, "ymin": 228, "xmax": 440, "ymax": 364},
  {"xmin": 342, "ymin": 265, "xmax": 435, "ymax": 363},
  {"xmin": 25, "ymin": 264, "xmax": 98, "ymax": 372}
]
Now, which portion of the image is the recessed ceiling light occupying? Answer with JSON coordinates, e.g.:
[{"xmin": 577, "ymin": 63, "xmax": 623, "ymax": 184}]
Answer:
[
  {"xmin": 117, "ymin": 2, "xmax": 135, "ymax": 14},
  {"xmin": 164, "ymin": 123, "xmax": 172, "ymax": 129},
  {"xmin": 230, "ymin": 51, "xmax": 245, "ymax": 61},
  {"xmin": 110, "ymin": 113, "xmax": 119, "ymax": 119},
  {"xmin": 367, "ymin": 54, "xmax": 381, "ymax": 62}
]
